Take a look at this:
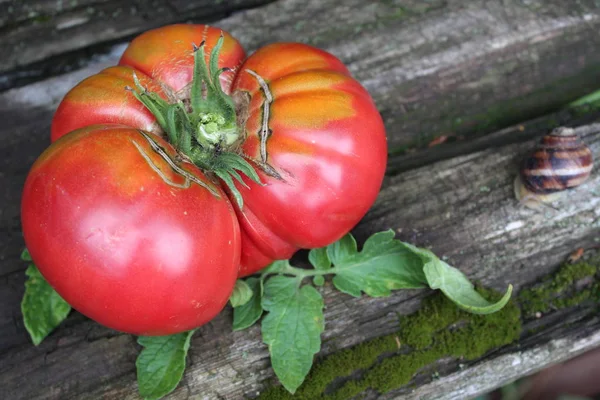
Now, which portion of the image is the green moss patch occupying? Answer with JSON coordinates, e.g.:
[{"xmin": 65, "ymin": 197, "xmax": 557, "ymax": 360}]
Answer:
[
  {"xmin": 518, "ymin": 260, "xmax": 599, "ymax": 317},
  {"xmin": 257, "ymin": 290, "xmax": 521, "ymax": 399}
]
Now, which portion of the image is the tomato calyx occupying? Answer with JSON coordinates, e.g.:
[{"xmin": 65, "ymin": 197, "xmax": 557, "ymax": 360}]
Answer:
[
  {"xmin": 128, "ymin": 34, "xmax": 261, "ymax": 208},
  {"xmin": 190, "ymin": 39, "xmax": 239, "ymax": 150}
]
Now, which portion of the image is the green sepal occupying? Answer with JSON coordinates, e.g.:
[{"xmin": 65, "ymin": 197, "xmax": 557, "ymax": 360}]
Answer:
[
  {"xmin": 190, "ymin": 35, "xmax": 237, "ymax": 124},
  {"xmin": 422, "ymin": 255, "xmax": 513, "ymax": 314},
  {"xmin": 209, "ymin": 37, "xmax": 224, "ymax": 88},
  {"xmin": 218, "ymin": 153, "xmax": 262, "ymax": 183},
  {"xmin": 226, "ymin": 168, "xmax": 250, "ymax": 189},
  {"xmin": 130, "ymin": 73, "xmax": 172, "ymax": 133},
  {"xmin": 214, "ymin": 169, "xmax": 242, "ymax": 208},
  {"xmin": 190, "ymin": 41, "xmax": 211, "ymax": 115},
  {"xmin": 165, "ymin": 104, "xmax": 180, "ymax": 146},
  {"xmin": 212, "ymin": 152, "xmax": 263, "ymax": 209}
]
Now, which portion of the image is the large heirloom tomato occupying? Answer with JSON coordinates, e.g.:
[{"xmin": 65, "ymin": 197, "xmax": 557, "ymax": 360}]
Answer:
[{"xmin": 22, "ymin": 24, "xmax": 387, "ymax": 335}]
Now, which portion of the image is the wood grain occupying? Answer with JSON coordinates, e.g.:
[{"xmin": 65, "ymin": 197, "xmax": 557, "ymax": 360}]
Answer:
[
  {"xmin": 1, "ymin": 0, "xmax": 600, "ymax": 150},
  {"xmin": 0, "ymin": 0, "xmax": 275, "ymax": 87},
  {"xmin": 1, "ymin": 0, "xmax": 600, "ymax": 399}
]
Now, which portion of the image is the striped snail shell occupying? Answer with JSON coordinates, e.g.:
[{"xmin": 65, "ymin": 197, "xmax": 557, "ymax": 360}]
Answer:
[{"xmin": 514, "ymin": 127, "xmax": 593, "ymax": 208}]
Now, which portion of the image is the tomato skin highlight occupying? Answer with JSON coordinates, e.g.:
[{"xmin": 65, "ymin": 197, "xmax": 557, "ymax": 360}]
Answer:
[
  {"xmin": 51, "ymin": 66, "xmax": 166, "ymax": 142},
  {"xmin": 232, "ymin": 43, "xmax": 388, "ymax": 276},
  {"xmin": 22, "ymin": 126, "xmax": 240, "ymax": 335}
]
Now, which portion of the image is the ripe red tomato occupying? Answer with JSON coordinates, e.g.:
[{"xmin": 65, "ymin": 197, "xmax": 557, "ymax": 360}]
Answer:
[
  {"xmin": 22, "ymin": 126, "xmax": 240, "ymax": 335},
  {"xmin": 23, "ymin": 24, "xmax": 387, "ymax": 334}
]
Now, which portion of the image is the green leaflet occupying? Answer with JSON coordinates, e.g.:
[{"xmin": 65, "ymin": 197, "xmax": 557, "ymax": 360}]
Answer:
[
  {"xmin": 423, "ymin": 256, "xmax": 513, "ymax": 314},
  {"xmin": 308, "ymin": 247, "xmax": 331, "ymax": 271},
  {"xmin": 309, "ymin": 247, "xmax": 331, "ymax": 286},
  {"xmin": 569, "ymin": 88, "xmax": 600, "ymax": 107},
  {"xmin": 322, "ymin": 233, "xmax": 512, "ymax": 313},
  {"xmin": 325, "ymin": 234, "xmax": 357, "ymax": 265},
  {"xmin": 136, "ymin": 330, "xmax": 195, "ymax": 400},
  {"xmin": 21, "ymin": 257, "xmax": 71, "ymax": 346},
  {"xmin": 230, "ymin": 279, "xmax": 253, "ymax": 308},
  {"xmin": 261, "ymin": 276, "xmax": 324, "ymax": 394},
  {"xmin": 313, "ymin": 276, "xmax": 325, "ymax": 286},
  {"xmin": 233, "ymin": 277, "xmax": 264, "ymax": 331},
  {"xmin": 327, "ymin": 231, "xmax": 430, "ymax": 297},
  {"xmin": 21, "ymin": 248, "xmax": 32, "ymax": 261}
]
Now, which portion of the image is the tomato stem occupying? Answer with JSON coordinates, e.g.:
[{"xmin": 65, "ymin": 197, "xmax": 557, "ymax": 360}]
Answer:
[
  {"xmin": 189, "ymin": 37, "xmax": 239, "ymax": 150},
  {"xmin": 268, "ymin": 263, "xmax": 338, "ymax": 278},
  {"xmin": 129, "ymin": 33, "xmax": 263, "ymax": 208}
]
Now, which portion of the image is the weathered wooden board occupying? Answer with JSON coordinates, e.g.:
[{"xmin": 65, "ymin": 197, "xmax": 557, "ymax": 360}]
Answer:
[
  {"xmin": 1, "ymin": 0, "xmax": 600, "ymax": 399},
  {"xmin": 0, "ymin": 114, "xmax": 598, "ymax": 399},
  {"xmin": 0, "ymin": 0, "xmax": 275, "ymax": 87},
  {"xmin": 1, "ymin": 0, "xmax": 600, "ymax": 151}
]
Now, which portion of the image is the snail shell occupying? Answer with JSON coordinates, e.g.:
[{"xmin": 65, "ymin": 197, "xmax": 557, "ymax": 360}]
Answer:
[{"xmin": 514, "ymin": 127, "xmax": 593, "ymax": 208}]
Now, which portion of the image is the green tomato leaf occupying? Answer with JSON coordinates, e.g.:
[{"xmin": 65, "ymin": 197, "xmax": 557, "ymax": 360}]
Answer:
[
  {"xmin": 233, "ymin": 277, "xmax": 263, "ymax": 331},
  {"xmin": 326, "ymin": 234, "xmax": 357, "ymax": 265},
  {"xmin": 21, "ymin": 264, "xmax": 71, "ymax": 345},
  {"xmin": 20, "ymin": 248, "xmax": 32, "ymax": 261},
  {"xmin": 136, "ymin": 330, "xmax": 195, "ymax": 400},
  {"xmin": 308, "ymin": 247, "xmax": 331, "ymax": 271},
  {"xmin": 261, "ymin": 276, "xmax": 324, "ymax": 394},
  {"xmin": 230, "ymin": 279, "xmax": 253, "ymax": 308},
  {"xmin": 330, "ymin": 230, "xmax": 429, "ymax": 297},
  {"xmin": 422, "ymin": 254, "xmax": 512, "ymax": 315},
  {"xmin": 570, "ymin": 88, "xmax": 600, "ymax": 107}
]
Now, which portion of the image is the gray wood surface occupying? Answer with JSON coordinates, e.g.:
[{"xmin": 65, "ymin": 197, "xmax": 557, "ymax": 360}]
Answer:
[
  {"xmin": 1, "ymin": 0, "xmax": 600, "ymax": 399},
  {"xmin": 2, "ymin": 0, "xmax": 600, "ymax": 150},
  {"xmin": 0, "ymin": 0, "xmax": 274, "ymax": 88}
]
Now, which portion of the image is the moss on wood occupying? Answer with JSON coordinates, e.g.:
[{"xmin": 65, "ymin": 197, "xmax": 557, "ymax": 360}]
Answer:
[
  {"xmin": 518, "ymin": 260, "xmax": 599, "ymax": 318},
  {"xmin": 257, "ymin": 289, "xmax": 521, "ymax": 399}
]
